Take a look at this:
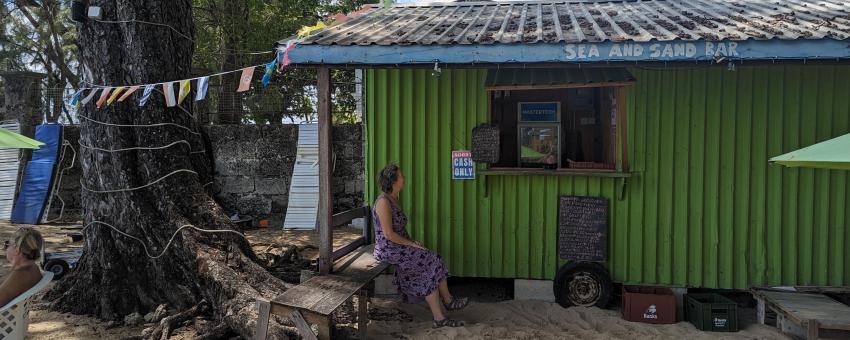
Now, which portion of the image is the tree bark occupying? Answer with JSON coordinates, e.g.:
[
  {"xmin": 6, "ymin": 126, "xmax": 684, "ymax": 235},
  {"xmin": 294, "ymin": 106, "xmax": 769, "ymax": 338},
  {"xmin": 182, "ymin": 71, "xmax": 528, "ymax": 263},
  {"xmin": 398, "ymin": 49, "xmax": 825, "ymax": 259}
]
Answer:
[{"xmin": 46, "ymin": 1, "xmax": 290, "ymax": 338}]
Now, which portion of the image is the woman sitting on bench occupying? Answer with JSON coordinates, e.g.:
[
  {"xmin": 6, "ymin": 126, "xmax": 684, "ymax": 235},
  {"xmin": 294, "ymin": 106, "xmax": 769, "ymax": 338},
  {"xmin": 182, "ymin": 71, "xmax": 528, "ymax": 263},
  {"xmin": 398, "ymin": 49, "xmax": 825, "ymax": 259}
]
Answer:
[
  {"xmin": 373, "ymin": 163, "xmax": 469, "ymax": 328},
  {"xmin": 1, "ymin": 227, "xmax": 44, "ymax": 307}
]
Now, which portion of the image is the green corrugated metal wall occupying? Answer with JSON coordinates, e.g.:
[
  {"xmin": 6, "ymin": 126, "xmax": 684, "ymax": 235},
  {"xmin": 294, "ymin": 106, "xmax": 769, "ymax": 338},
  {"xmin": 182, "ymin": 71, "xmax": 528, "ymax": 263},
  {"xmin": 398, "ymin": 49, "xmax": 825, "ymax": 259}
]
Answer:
[{"xmin": 363, "ymin": 65, "xmax": 850, "ymax": 289}]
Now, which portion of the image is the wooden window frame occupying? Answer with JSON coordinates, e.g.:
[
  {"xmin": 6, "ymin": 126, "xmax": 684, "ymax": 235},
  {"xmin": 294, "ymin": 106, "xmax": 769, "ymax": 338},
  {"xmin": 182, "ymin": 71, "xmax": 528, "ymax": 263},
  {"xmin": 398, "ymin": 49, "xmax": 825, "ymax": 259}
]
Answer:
[{"xmin": 483, "ymin": 84, "xmax": 631, "ymax": 176}]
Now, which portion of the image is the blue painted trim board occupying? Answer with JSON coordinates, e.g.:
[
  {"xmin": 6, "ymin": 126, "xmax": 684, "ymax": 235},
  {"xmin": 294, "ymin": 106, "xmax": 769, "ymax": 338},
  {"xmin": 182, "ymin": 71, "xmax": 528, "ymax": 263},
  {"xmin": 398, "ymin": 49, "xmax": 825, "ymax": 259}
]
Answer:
[{"xmin": 286, "ymin": 39, "xmax": 850, "ymax": 65}]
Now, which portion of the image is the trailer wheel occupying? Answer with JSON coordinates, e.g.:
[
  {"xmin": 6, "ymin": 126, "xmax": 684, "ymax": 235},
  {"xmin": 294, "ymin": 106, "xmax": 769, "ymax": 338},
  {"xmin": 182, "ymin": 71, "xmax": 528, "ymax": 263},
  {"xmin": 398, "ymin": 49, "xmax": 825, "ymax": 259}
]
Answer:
[
  {"xmin": 44, "ymin": 259, "xmax": 69, "ymax": 280},
  {"xmin": 554, "ymin": 262, "xmax": 612, "ymax": 308}
]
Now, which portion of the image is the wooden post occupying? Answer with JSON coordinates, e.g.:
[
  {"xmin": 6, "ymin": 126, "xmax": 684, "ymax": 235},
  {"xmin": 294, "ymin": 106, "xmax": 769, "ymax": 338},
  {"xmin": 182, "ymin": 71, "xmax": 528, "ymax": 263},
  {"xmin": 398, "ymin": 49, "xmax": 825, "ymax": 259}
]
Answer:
[
  {"xmin": 290, "ymin": 310, "xmax": 319, "ymax": 340},
  {"xmin": 358, "ymin": 289, "xmax": 369, "ymax": 339},
  {"xmin": 318, "ymin": 67, "xmax": 334, "ymax": 275},
  {"xmin": 363, "ymin": 206, "xmax": 372, "ymax": 244},
  {"xmin": 255, "ymin": 299, "xmax": 271, "ymax": 340},
  {"xmin": 316, "ymin": 317, "xmax": 333, "ymax": 340},
  {"xmin": 806, "ymin": 319, "xmax": 819, "ymax": 340}
]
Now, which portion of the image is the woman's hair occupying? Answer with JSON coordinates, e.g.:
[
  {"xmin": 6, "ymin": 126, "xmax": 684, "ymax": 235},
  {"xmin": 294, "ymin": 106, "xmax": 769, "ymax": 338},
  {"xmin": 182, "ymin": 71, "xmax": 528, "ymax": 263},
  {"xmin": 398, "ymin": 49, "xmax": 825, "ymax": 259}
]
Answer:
[
  {"xmin": 13, "ymin": 227, "xmax": 43, "ymax": 261},
  {"xmin": 378, "ymin": 162, "xmax": 400, "ymax": 194}
]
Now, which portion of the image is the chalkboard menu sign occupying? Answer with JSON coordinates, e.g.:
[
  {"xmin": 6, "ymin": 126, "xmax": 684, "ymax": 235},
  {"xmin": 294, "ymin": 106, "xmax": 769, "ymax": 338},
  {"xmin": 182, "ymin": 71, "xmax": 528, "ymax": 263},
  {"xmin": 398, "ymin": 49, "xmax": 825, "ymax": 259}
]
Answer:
[{"xmin": 558, "ymin": 196, "xmax": 608, "ymax": 262}]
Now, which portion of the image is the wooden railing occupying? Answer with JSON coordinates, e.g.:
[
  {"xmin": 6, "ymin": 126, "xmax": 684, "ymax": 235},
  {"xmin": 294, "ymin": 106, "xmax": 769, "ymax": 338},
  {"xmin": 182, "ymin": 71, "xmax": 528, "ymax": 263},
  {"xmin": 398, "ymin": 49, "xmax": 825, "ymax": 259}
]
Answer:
[{"xmin": 330, "ymin": 206, "xmax": 372, "ymax": 262}]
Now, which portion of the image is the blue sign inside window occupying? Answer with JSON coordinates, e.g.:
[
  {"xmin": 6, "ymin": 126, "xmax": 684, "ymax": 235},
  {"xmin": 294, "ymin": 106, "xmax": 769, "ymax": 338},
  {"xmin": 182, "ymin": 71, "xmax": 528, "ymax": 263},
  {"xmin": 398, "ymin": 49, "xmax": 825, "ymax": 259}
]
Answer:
[{"xmin": 519, "ymin": 102, "xmax": 559, "ymax": 122}]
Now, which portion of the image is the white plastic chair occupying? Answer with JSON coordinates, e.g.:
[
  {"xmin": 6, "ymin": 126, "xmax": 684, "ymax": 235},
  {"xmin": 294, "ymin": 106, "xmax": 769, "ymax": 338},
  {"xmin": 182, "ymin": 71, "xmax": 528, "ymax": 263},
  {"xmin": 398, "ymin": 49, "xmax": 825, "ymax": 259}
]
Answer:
[{"xmin": 0, "ymin": 271, "xmax": 53, "ymax": 340}]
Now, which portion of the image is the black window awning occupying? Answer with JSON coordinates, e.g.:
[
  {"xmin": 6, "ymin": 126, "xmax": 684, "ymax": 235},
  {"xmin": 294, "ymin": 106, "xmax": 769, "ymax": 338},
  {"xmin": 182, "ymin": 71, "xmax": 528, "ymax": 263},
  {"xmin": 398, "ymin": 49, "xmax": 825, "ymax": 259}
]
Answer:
[{"xmin": 485, "ymin": 68, "xmax": 636, "ymax": 91}]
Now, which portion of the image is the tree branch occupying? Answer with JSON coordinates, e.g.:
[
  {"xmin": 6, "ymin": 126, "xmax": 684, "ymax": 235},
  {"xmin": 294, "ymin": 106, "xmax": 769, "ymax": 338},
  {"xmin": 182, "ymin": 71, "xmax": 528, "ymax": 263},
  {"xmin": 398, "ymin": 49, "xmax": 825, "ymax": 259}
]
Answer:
[{"xmin": 13, "ymin": 1, "xmax": 78, "ymax": 86}]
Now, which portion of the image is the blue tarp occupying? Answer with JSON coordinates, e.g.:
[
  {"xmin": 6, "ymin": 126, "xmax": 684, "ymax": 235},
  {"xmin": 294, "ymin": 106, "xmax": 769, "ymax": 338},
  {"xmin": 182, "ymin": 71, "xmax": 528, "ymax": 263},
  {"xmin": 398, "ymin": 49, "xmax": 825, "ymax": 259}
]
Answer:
[{"xmin": 11, "ymin": 124, "xmax": 62, "ymax": 224}]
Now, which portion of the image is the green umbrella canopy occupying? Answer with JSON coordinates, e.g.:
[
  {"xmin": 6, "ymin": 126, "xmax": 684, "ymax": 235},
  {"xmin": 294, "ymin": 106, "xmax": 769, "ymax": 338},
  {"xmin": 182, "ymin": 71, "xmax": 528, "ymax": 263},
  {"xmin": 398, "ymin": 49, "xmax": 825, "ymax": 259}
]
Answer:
[
  {"xmin": 0, "ymin": 127, "xmax": 43, "ymax": 149},
  {"xmin": 770, "ymin": 133, "xmax": 850, "ymax": 170}
]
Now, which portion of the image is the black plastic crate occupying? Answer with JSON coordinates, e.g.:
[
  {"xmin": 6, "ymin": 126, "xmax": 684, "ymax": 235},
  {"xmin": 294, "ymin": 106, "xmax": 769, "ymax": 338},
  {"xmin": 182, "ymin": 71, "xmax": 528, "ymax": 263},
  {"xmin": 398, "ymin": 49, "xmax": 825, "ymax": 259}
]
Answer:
[{"xmin": 684, "ymin": 293, "xmax": 738, "ymax": 332}]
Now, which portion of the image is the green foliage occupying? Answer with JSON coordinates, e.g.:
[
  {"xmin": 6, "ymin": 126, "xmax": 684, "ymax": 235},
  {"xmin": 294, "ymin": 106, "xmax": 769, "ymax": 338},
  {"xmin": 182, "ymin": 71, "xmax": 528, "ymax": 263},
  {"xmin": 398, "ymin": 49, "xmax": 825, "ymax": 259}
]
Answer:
[
  {"xmin": 0, "ymin": 0, "xmax": 79, "ymax": 88},
  {"xmin": 193, "ymin": 0, "xmax": 377, "ymax": 123}
]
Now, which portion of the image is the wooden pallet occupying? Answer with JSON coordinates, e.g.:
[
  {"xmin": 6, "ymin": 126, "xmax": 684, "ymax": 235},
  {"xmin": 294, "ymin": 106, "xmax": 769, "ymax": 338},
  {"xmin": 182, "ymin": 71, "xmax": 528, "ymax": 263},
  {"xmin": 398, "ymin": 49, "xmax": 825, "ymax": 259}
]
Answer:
[{"xmin": 752, "ymin": 288, "xmax": 850, "ymax": 340}]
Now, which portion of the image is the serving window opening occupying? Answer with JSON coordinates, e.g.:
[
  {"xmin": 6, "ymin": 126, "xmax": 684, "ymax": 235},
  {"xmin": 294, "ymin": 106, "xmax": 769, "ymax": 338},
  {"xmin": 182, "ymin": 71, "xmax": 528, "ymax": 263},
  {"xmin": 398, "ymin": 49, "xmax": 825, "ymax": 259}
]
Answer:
[{"xmin": 489, "ymin": 86, "xmax": 626, "ymax": 171}]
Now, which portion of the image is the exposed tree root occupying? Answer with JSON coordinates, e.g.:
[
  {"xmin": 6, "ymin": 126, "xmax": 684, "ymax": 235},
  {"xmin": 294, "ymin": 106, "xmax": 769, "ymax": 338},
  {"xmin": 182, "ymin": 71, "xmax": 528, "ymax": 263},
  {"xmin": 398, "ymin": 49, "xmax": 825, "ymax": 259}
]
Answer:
[
  {"xmin": 144, "ymin": 300, "xmax": 208, "ymax": 340},
  {"xmin": 193, "ymin": 322, "xmax": 231, "ymax": 340}
]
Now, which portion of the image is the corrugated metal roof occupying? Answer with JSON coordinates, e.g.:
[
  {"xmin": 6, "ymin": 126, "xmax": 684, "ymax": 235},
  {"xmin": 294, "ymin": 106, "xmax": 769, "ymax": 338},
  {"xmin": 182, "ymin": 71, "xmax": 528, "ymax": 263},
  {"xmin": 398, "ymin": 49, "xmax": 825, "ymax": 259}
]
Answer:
[
  {"xmin": 295, "ymin": 0, "xmax": 850, "ymax": 46},
  {"xmin": 485, "ymin": 68, "xmax": 635, "ymax": 89}
]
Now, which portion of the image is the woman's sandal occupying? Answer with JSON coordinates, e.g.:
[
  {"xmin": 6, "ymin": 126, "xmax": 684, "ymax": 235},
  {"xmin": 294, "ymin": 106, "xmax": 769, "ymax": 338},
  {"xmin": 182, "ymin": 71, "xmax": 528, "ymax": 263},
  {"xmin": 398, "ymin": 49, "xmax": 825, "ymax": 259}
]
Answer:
[
  {"xmin": 443, "ymin": 296, "xmax": 469, "ymax": 311},
  {"xmin": 433, "ymin": 318, "xmax": 465, "ymax": 328}
]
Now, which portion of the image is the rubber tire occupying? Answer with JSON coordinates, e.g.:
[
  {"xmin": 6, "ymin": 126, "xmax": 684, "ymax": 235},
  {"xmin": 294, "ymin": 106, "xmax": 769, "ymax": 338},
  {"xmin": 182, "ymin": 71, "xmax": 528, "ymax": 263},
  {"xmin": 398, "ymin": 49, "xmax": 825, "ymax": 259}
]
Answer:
[
  {"xmin": 553, "ymin": 262, "xmax": 613, "ymax": 308},
  {"xmin": 44, "ymin": 259, "xmax": 69, "ymax": 280}
]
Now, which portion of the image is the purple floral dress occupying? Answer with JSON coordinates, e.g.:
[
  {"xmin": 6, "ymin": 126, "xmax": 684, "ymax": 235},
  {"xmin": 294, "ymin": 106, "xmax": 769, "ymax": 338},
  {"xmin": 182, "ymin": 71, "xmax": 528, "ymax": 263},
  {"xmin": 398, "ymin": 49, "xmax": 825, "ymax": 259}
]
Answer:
[{"xmin": 373, "ymin": 194, "xmax": 449, "ymax": 303}]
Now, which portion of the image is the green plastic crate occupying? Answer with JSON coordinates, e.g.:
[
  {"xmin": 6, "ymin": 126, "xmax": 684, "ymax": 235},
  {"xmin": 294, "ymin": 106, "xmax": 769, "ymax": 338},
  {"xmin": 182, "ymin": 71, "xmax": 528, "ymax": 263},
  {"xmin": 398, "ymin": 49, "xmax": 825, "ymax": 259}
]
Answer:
[{"xmin": 684, "ymin": 293, "xmax": 738, "ymax": 332}]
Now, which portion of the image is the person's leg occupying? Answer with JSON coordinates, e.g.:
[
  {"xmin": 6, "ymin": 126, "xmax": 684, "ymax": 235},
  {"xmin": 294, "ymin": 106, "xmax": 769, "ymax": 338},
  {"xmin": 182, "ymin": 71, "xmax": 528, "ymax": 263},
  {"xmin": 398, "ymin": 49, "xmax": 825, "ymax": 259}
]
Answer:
[
  {"xmin": 438, "ymin": 278, "xmax": 452, "ymax": 304},
  {"xmin": 439, "ymin": 277, "xmax": 469, "ymax": 311},
  {"xmin": 425, "ymin": 290, "xmax": 446, "ymax": 321}
]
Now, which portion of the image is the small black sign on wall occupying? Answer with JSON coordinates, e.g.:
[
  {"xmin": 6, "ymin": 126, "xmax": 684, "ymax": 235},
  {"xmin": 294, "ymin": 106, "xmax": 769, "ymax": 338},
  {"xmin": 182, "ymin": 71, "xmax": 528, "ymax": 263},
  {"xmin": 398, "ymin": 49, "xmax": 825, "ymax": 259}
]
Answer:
[{"xmin": 558, "ymin": 196, "xmax": 608, "ymax": 262}]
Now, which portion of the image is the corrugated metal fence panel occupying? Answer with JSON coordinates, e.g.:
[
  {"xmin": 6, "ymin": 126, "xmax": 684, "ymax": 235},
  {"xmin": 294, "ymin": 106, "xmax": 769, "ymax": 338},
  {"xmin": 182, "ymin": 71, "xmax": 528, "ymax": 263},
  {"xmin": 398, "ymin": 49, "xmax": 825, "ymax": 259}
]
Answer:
[
  {"xmin": 0, "ymin": 123, "xmax": 20, "ymax": 220},
  {"xmin": 365, "ymin": 66, "xmax": 850, "ymax": 289}
]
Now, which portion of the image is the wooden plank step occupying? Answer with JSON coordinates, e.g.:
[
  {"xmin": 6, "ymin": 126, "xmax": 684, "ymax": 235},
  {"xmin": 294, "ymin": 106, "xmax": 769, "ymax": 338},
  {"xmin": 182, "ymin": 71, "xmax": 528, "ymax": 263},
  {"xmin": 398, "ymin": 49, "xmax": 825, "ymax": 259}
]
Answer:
[
  {"xmin": 333, "ymin": 244, "xmax": 389, "ymax": 281},
  {"xmin": 272, "ymin": 245, "xmax": 386, "ymax": 316},
  {"xmin": 271, "ymin": 275, "xmax": 362, "ymax": 316}
]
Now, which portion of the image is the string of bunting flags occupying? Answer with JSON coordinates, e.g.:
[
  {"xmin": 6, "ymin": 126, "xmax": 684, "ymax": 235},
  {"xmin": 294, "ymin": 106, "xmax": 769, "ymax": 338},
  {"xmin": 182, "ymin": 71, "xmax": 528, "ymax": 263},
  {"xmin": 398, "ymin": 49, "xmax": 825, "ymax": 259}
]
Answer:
[{"xmin": 67, "ymin": 40, "xmax": 298, "ymax": 109}]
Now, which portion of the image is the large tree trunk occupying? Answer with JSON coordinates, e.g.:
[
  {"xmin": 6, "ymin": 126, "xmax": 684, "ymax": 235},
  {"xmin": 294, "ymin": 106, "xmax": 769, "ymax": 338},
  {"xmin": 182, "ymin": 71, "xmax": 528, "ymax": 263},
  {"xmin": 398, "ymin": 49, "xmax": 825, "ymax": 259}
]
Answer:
[{"xmin": 47, "ymin": 1, "xmax": 292, "ymax": 338}]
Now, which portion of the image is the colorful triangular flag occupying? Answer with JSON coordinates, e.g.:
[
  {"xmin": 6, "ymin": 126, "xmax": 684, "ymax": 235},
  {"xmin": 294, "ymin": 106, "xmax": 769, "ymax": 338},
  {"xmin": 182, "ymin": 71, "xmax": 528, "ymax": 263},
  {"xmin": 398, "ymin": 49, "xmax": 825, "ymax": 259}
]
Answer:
[
  {"xmin": 177, "ymin": 79, "xmax": 191, "ymax": 105},
  {"xmin": 163, "ymin": 82, "xmax": 177, "ymax": 107},
  {"xmin": 139, "ymin": 84, "xmax": 155, "ymax": 107},
  {"xmin": 237, "ymin": 67, "xmax": 255, "ymax": 93},
  {"xmin": 106, "ymin": 87, "xmax": 125, "ymax": 106},
  {"xmin": 118, "ymin": 86, "xmax": 139, "ymax": 102},
  {"xmin": 95, "ymin": 88, "xmax": 113, "ymax": 108},
  {"xmin": 80, "ymin": 89, "xmax": 98, "ymax": 105},
  {"xmin": 195, "ymin": 77, "xmax": 209, "ymax": 101},
  {"xmin": 279, "ymin": 41, "xmax": 297, "ymax": 71},
  {"xmin": 261, "ymin": 57, "xmax": 278, "ymax": 87},
  {"xmin": 68, "ymin": 90, "xmax": 83, "ymax": 107}
]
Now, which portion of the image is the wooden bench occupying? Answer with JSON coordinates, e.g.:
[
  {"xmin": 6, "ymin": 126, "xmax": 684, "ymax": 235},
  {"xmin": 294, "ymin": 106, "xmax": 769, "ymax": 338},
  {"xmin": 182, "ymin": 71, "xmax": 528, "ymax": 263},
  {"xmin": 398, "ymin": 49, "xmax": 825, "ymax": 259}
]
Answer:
[
  {"xmin": 752, "ymin": 288, "xmax": 850, "ymax": 340},
  {"xmin": 256, "ymin": 206, "xmax": 388, "ymax": 340}
]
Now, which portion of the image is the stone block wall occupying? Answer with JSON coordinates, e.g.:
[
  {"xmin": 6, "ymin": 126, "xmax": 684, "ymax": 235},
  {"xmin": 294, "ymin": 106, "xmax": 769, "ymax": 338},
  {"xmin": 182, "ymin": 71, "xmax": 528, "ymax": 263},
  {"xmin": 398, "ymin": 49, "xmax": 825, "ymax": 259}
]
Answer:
[
  {"xmin": 332, "ymin": 125, "xmax": 365, "ymax": 213},
  {"xmin": 44, "ymin": 124, "xmax": 364, "ymax": 224},
  {"xmin": 206, "ymin": 124, "xmax": 298, "ymax": 222}
]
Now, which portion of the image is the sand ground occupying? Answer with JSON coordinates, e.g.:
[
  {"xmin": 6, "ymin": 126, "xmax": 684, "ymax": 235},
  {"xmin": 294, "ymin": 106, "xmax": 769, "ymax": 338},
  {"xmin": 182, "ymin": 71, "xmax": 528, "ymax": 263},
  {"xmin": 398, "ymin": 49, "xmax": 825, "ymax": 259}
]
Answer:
[
  {"xmin": 26, "ymin": 295, "xmax": 790, "ymax": 340},
  {"xmin": 2, "ymin": 221, "xmax": 792, "ymax": 339},
  {"xmin": 366, "ymin": 298, "xmax": 789, "ymax": 340}
]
